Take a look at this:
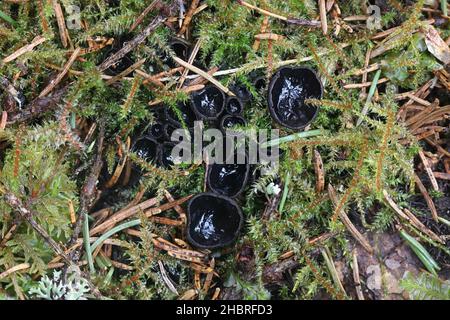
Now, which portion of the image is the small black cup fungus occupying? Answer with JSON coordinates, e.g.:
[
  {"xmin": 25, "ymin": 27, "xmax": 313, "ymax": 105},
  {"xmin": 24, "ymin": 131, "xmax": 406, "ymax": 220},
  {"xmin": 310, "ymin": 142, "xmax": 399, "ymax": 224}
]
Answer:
[
  {"xmin": 165, "ymin": 101, "xmax": 198, "ymax": 128},
  {"xmin": 207, "ymin": 150, "xmax": 250, "ymax": 198},
  {"xmin": 219, "ymin": 115, "xmax": 246, "ymax": 133},
  {"xmin": 268, "ymin": 66, "xmax": 323, "ymax": 130},
  {"xmin": 132, "ymin": 137, "xmax": 160, "ymax": 164},
  {"xmin": 187, "ymin": 193, "xmax": 243, "ymax": 249},
  {"xmin": 254, "ymin": 76, "xmax": 267, "ymax": 92},
  {"xmin": 159, "ymin": 142, "xmax": 177, "ymax": 168},
  {"xmin": 225, "ymin": 97, "xmax": 244, "ymax": 115},
  {"xmin": 148, "ymin": 122, "xmax": 165, "ymax": 140},
  {"xmin": 191, "ymin": 85, "xmax": 226, "ymax": 121}
]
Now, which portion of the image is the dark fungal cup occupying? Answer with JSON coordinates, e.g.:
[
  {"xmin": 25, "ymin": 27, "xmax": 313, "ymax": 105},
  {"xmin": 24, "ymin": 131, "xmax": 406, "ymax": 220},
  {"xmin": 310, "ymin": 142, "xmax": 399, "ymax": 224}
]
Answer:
[
  {"xmin": 229, "ymin": 82, "xmax": 252, "ymax": 104},
  {"xmin": 187, "ymin": 193, "xmax": 243, "ymax": 249},
  {"xmin": 225, "ymin": 97, "xmax": 244, "ymax": 115},
  {"xmin": 165, "ymin": 101, "xmax": 197, "ymax": 128},
  {"xmin": 219, "ymin": 114, "xmax": 246, "ymax": 133},
  {"xmin": 191, "ymin": 85, "xmax": 226, "ymax": 121},
  {"xmin": 254, "ymin": 76, "xmax": 266, "ymax": 92},
  {"xmin": 148, "ymin": 122, "xmax": 165, "ymax": 140},
  {"xmin": 268, "ymin": 66, "xmax": 323, "ymax": 130},
  {"xmin": 170, "ymin": 38, "xmax": 191, "ymax": 60},
  {"xmin": 163, "ymin": 123, "xmax": 177, "ymax": 141},
  {"xmin": 207, "ymin": 150, "xmax": 250, "ymax": 198},
  {"xmin": 161, "ymin": 38, "xmax": 191, "ymax": 69},
  {"xmin": 130, "ymin": 137, "xmax": 160, "ymax": 183},
  {"xmin": 132, "ymin": 137, "xmax": 160, "ymax": 164},
  {"xmin": 159, "ymin": 142, "xmax": 177, "ymax": 168}
]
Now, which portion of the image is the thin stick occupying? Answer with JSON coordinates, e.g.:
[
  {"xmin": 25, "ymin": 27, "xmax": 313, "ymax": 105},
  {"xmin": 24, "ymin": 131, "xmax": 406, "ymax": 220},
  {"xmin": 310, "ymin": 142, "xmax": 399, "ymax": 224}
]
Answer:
[
  {"xmin": 98, "ymin": 14, "xmax": 168, "ymax": 72},
  {"xmin": 52, "ymin": 0, "xmax": 69, "ymax": 48},
  {"xmin": 352, "ymin": 249, "xmax": 364, "ymax": 300},
  {"xmin": 238, "ymin": 0, "xmax": 288, "ymax": 21},
  {"xmin": 328, "ymin": 185, "xmax": 374, "ymax": 254},
  {"xmin": 173, "ymin": 56, "xmax": 235, "ymax": 96},
  {"xmin": 319, "ymin": 0, "xmax": 328, "ymax": 35},
  {"xmin": 106, "ymin": 58, "xmax": 146, "ymax": 86},
  {"xmin": 253, "ymin": 16, "xmax": 270, "ymax": 51},
  {"xmin": 418, "ymin": 150, "xmax": 439, "ymax": 191},
  {"xmin": 177, "ymin": 0, "xmax": 200, "ymax": 36},
  {"xmin": 0, "ymin": 263, "xmax": 30, "ymax": 279},
  {"xmin": 413, "ymin": 174, "xmax": 439, "ymax": 222},
  {"xmin": 2, "ymin": 36, "xmax": 46, "ymax": 64},
  {"xmin": 39, "ymin": 47, "xmax": 81, "ymax": 97},
  {"xmin": 178, "ymin": 39, "xmax": 202, "ymax": 89},
  {"xmin": 129, "ymin": 0, "xmax": 161, "ymax": 32},
  {"xmin": 344, "ymin": 78, "xmax": 388, "ymax": 89},
  {"xmin": 4, "ymin": 192, "xmax": 73, "ymax": 265}
]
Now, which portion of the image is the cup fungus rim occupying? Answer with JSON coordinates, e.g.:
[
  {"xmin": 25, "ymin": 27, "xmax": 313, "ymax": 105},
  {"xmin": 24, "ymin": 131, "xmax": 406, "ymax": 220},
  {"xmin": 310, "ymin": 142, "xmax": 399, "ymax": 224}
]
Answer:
[
  {"xmin": 219, "ymin": 114, "xmax": 247, "ymax": 134},
  {"xmin": 186, "ymin": 192, "xmax": 244, "ymax": 249},
  {"xmin": 190, "ymin": 85, "xmax": 226, "ymax": 121},
  {"xmin": 267, "ymin": 66, "xmax": 323, "ymax": 130},
  {"xmin": 225, "ymin": 96, "xmax": 244, "ymax": 115},
  {"xmin": 206, "ymin": 150, "xmax": 250, "ymax": 198}
]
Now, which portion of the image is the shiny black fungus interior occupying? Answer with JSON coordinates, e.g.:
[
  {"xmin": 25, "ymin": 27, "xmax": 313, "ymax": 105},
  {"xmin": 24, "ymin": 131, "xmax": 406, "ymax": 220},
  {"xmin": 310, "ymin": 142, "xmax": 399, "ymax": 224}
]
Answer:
[
  {"xmin": 191, "ymin": 85, "xmax": 225, "ymax": 120},
  {"xmin": 225, "ymin": 97, "xmax": 243, "ymax": 115},
  {"xmin": 207, "ymin": 151, "xmax": 249, "ymax": 198},
  {"xmin": 166, "ymin": 101, "xmax": 197, "ymax": 127},
  {"xmin": 268, "ymin": 67, "xmax": 322, "ymax": 130},
  {"xmin": 221, "ymin": 115, "xmax": 246, "ymax": 130},
  {"xmin": 149, "ymin": 123, "xmax": 164, "ymax": 140},
  {"xmin": 132, "ymin": 137, "xmax": 159, "ymax": 163},
  {"xmin": 187, "ymin": 193, "xmax": 243, "ymax": 249},
  {"xmin": 160, "ymin": 142, "xmax": 176, "ymax": 168}
]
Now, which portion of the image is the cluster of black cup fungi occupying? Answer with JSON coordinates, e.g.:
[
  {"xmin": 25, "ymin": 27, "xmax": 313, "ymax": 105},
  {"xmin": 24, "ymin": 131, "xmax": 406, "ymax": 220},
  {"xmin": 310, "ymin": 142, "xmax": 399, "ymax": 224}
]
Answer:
[{"xmin": 126, "ymin": 37, "xmax": 323, "ymax": 249}]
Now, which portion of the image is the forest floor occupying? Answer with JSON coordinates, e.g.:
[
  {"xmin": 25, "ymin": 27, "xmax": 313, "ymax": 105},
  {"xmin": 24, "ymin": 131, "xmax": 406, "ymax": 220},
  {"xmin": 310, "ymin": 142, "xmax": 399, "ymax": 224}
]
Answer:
[{"xmin": 0, "ymin": 0, "xmax": 449, "ymax": 300}]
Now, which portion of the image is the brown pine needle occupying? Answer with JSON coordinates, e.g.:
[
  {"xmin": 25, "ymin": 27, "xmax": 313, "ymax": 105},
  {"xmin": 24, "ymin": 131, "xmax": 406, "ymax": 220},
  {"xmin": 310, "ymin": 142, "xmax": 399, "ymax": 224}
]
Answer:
[
  {"xmin": 2, "ymin": 36, "xmax": 46, "ymax": 64},
  {"xmin": 39, "ymin": 47, "xmax": 81, "ymax": 98},
  {"xmin": 52, "ymin": 0, "xmax": 70, "ymax": 48}
]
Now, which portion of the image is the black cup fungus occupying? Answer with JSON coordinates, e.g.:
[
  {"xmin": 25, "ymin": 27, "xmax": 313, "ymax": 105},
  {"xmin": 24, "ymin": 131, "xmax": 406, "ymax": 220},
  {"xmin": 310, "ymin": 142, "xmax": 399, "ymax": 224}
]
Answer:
[
  {"xmin": 187, "ymin": 193, "xmax": 243, "ymax": 249},
  {"xmin": 165, "ymin": 101, "xmax": 197, "ymax": 128},
  {"xmin": 132, "ymin": 137, "xmax": 160, "ymax": 164},
  {"xmin": 220, "ymin": 115, "xmax": 246, "ymax": 133},
  {"xmin": 191, "ymin": 85, "xmax": 226, "ymax": 121},
  {"xmin": 268, "ymin": 66, "xmax": 323, "ymax": 130},
  {"xmin": 254, "ymin": 76, "xmax": 266, "ymax": 92},
  {"xmin": 148, "ymin": 122, "xmax": 165, "ymax": 140},
  {"xmin": 207, "ymin": 150, "xmax": 250, "ymax": 198},
  {"xmin": 229, "ymin": 82, "xmax": 252, "ymax": 103},
  {"xmin": 159, "ymin": 142, "xmax": 177, "ymax": 168},
  {"xmin": 225, "ymin": 97, "xmax": 244, "ymax": 115}
]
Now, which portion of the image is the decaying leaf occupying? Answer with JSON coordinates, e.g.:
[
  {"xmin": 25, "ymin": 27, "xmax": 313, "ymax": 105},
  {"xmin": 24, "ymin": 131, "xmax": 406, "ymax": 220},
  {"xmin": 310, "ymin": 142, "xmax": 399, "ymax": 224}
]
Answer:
[{"xmin": 424, "ymin": 25, "xmax": 450, "ymax": 65}]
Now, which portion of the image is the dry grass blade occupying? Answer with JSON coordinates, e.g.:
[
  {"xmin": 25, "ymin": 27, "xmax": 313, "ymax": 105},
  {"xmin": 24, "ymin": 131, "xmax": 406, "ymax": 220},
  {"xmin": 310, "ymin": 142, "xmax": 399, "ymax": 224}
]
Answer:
[
  {"xmin": 158, "ymin": 260, "xmax": 179, "ymax": 295},
  {"xmin": 129, "ymin": 0, "xmax": 161, "ymax": 32},
  {"xmin": 2, "ymin": 36, "xmax": 46, "ymax": 64},
  {"xmin": 0, "ymin": 263, "xmax": 30, "ymax": 279},
  {"xmin": 319, "ymin": 0, "xmax": 328, "ymax": 34},
  {"xmin": 313, "ymin": 149, "xmax": 325, "ymax": 193},
  {"xmin": 173, "ymin": 57, "xmax": 235, "ymax": 96},
  {"xmin": 352, "ymin": 249, "xmax": 364, "ymax": 300}
]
